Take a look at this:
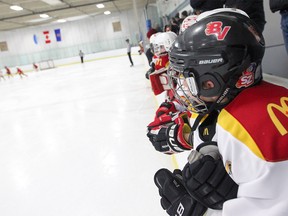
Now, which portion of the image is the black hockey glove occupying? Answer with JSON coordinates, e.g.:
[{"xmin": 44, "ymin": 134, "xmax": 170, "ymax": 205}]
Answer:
[
  {"xmin": 147, "ymin": 112, "xmax": 192, "ymax": 154},
  {"xmin": 145, "ymin": 63, "xmax": 155, "ymax": 79},
  {"xmin": 154, "ymin": 168, "xmax": 207, "ymax": 216},
  {"xmin": 182, "ymin": 144, "xmax": 239, "ymax": 210}
]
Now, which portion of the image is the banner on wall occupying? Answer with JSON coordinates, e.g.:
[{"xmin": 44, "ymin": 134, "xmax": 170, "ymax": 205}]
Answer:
[
  {"xmin": 33, "ymin": 29, "xmax": 62, "ymax": 45},
  {"xmin": 43, "ymin": 31, "xmax": 51, "ymax": 44},
  {"xmin": 33, "ymin": 34, "xmax": 38, "ymax": 45},
  {"xmin": 146, "ymin": 19, "xmax": 151, "ymax": 31},
  {"xmin": 54, "ymin": 29, "xmax": 62, "ymax": 42}
]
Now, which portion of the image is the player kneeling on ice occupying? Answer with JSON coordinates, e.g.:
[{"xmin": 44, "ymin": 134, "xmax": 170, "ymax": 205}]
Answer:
[{"xmin": 153, "ymin": 8, "xmax": 288, "ymax": 216}]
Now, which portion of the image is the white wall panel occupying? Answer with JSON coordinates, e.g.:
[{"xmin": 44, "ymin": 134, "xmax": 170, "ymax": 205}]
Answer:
[{"xmin": 0, "ymin": 9, "xmax": 145, "ymax": 68}]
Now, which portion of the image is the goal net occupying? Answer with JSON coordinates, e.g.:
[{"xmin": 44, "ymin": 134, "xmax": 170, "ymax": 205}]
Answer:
[{"xmin": 39, "ymin": 59, "xmax": 55, "ymax": 70}]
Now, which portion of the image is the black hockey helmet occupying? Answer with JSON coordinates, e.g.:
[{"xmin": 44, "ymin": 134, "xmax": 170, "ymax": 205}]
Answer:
[{"xmin": 168, "ymin": 8, "xmax": 265, "ymax": 114}]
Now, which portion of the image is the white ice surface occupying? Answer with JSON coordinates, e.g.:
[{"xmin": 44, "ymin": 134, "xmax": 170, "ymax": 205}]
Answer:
[{"xmin": 0, "ymin": 51, "xmax": 173, "ymax": 216}]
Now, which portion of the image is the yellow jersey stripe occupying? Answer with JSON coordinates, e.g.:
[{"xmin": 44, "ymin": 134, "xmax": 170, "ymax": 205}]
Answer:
[{"xmin": 218, "ymin": 109, "xmax": 265, "ymax": 160}]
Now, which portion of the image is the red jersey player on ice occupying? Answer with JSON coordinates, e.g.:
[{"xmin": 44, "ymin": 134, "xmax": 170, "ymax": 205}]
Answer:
[
  {"xmin": 16, "ymin": 67, "xmax": 28, "ymax": 78},
  {"xmin": 4, "ymin": 66, "xmax": 13, "ymax": 78}
]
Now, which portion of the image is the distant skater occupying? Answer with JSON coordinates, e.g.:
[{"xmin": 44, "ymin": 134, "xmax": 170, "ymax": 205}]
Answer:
[
  {"xmin": 16, "ymin": 67, "xmax": 28, "ymax": 78},
  {"xmin": 5, "ymin": 66, "xmax": 13, "ymax": 78},
  {"xmin": 125, "ymin": 39, "xmax": 134, "ymax": 67},
  {"xmin": 33, "ymin": 62, "xmax": 39, "ymax": 71},
  {"xmin": 79, "ymin": 50, "xmax": 84, "ymax": 63}
]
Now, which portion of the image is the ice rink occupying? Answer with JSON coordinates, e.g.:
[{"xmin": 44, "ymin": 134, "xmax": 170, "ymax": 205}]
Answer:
[
  {"xmin": 0, "ymin": 50, "xmax": 173, "ymax": 216},
  {"xmin": 0, "ymin": 49, "xmax": 287, "ymax": 216}
]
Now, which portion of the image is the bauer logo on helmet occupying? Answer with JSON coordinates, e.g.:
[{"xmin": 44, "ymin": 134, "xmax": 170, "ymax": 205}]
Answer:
[{"xmin": 199, "ymin": 58, "xmax": 223, "ymax": 65}]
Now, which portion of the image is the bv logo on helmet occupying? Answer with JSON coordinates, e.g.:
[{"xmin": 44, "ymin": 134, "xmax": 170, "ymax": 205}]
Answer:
[{"xmin": 205, "ymin": 21, "xmax": 231, "ymax": 41}]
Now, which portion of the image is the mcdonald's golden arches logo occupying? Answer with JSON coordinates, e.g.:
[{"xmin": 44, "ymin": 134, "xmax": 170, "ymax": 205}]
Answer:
[
  {"xmin": 267, "ymin": 97, "xmax": 288, "ymax": 136},
  {"xmin": 203, "ymin": 128, "xmax": 209, "ymax": 136}
]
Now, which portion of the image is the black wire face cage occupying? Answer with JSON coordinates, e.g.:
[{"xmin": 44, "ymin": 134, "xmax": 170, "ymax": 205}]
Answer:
[{"xmin": 167, "ymin": 66, "xmax": 208, "ymax": 114}]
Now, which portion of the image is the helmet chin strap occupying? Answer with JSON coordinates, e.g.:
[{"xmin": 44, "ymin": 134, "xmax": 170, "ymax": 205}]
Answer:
[{"xmin": 191, "ymin": 55, "xmax": 252, "ymax": 131}]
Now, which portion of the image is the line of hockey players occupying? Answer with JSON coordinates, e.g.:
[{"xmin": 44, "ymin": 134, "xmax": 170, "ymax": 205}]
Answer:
[
  {"xmin": 0, "ymin": 63, "xmax": 40, "ymax": 80},
  {"xmin": 145, "ymin": 8, "xmax": 288, "ymax": 216}
]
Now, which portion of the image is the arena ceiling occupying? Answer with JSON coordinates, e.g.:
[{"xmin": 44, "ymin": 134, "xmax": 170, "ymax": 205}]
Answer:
[{"xmin": 0, "ymin": 0, "xmax": 156, "ymax": 31}]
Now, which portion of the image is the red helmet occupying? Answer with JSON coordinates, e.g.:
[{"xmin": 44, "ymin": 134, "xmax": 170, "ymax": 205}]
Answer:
[{"xmin": 146, "ymin": 28, "xmax": 158, "ymax": 39}]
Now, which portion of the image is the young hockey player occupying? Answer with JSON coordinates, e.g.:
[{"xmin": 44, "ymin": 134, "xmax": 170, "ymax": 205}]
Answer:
[
  {"xmin": 4, "ymin": 66, "xmax": 13, "ymax": 78},
  {"xmin": 138, "ymin": 40, "xmax": 144, "ymax": 55},
  {"xmin": 153, "ymin": 9, "xmax": 288, "ymax": 216},
  {"xmin": 148, "ymin": 32, "xmax": 178, "ymax": 98},
  {"xmin": 145, "ymin": 32, "xmax": 159, "ymax": 79},
  {"xmin": 146, "ymin": 9, "xmax": 248, "ymax": 156},
  {"xmin": 16, "ymin": 67, "xmax": 28, "ymax": 78},
  {"xmin": 146, "ymin": 15, "xmax": 202, "ymax": 155},
  {"xmin": 146, "ymin": 31, "xmax": 193, "ymax": 154}
]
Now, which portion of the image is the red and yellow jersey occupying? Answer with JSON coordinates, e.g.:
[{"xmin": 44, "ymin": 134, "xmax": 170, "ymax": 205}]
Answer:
[
  {"xmin": 17, "ymin": 68, "xmax": 24, "ymax": 74},
  {"xmin": 5, "ymin": 67, "xmax": 11, "ymax": 74},
  {"xmin": 150, "ymin": 54, "xmax": 172, "ymax": 97},
  {"xmin": 219, "ymin": 81, "xmax": 288, "ymax": 162},
  {"xmin": 217, "ymin": 81, "xmax": 288, "ymax": 215},
  {"xmin": 191, "ymin": 81, "xmax": 288, "ymax": 215},
  {"xmin": 153, "ymin": 54, "xmax": 170, "ymax": 73}
]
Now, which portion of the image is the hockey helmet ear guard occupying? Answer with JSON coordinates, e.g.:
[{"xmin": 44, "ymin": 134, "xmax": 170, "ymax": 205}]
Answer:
[
  {"xmin": 168, "ymin": 8, "xmax": 265, "ymax": 114},
  {"xmin": 183, "ymin": 69, "xmax": 225, "ymax": 98}
]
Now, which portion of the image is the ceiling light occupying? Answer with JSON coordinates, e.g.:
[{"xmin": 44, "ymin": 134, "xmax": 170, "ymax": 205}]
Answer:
[
  {"xmin": 96, "ymin": 4, "xmax": 105, "ymax": 8},
  {"xmin": 64, "ymin": 15, "xmax": 89, "ymax": 21},
  {"xmin": 40, "ymin": 14, "xmax": 49, "ymax": 18},
  {"xmin": 104, "ymin": 11, "xmax": 111, "ymax": 15},
  {"xmin": 57, "ymin": 19, "xmax": 66, "ymax": 23},
  {"xmin": 41, "ymin": 0, "xmax": 63, "ymax": 5},
  {"xmin": 10, "ymin": 5, "xmax": 23, "ymax": 11},
  {"xmin": 27, "ymin": 17, "xmax": 52, "ymax": 23}
]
